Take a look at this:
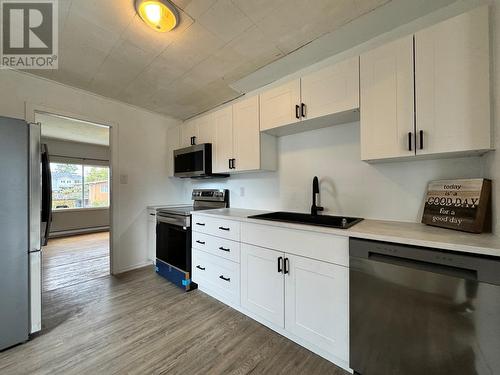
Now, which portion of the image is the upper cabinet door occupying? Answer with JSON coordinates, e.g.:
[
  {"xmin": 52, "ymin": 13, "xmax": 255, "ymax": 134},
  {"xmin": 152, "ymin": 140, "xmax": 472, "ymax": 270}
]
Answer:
[
  {"xmin": 213, "ymin": 106, "xmax": 233, "ymax": 174},
  {"xmin": 241, "ymin": 244, "xmax": 285, "ymax": 328},
  {"xmin": 233, "ymin": 96, "xmax": 260, "ymax": 172},
  {"xmin": 260, "ymin": 79, "xmax": 301, "ymax": 131},
  {"xmin": 284, "ymin": 254, "xmax": 349, "ymax": 363},
  {"xmin": 415, "ymin": 6, "xmax": 491, "ymax": 155},
  {"xmin": 301, "ymin": 56, "xmax": 359, "ymax": 120},
  {"xmin": 360, "ymin": 36, "xmax": 415, "ymax": 161},
  {"xmin": 196, "ymin": 113, "xmax": 215, "ymax": 145},
  {"xmin": 181, "ymin": 119, "xmax": 199, "ymax": 147}
]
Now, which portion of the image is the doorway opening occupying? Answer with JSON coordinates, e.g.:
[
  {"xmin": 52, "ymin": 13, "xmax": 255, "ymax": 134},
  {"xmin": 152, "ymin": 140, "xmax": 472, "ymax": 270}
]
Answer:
[{"xmin": 35, "ymin": 111, "xmax": 112, "ymax": 293}]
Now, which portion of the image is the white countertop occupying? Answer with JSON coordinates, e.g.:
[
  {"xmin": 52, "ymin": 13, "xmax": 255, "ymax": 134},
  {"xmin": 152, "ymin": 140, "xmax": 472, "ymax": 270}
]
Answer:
[{"xmin": 191, "ymin": 208, "xmax": 500, "ymax": 257}]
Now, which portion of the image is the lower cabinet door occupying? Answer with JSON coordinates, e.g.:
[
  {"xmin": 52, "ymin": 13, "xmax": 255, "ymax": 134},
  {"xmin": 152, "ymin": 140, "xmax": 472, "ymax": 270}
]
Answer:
[
  {"xmin": 241, "ymin": 244, "xmax": 285, "ymax": 327},
  {"xmin": 284, "ymin": 254, "xmax": 349, "ymax": 362}
]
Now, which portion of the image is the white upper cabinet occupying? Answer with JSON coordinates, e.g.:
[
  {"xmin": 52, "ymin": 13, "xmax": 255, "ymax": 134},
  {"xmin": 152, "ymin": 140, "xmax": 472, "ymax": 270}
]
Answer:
[
  {"xmin": 260, "ymin": 80, "xmax": 301, "ymax": 131},
  {"xmin": 166, "ymin": 124, "xmax": 181, "ymax": 177},
  {"xmin": 415, "ymin": 6, "xmax": 491, "ymax": 156},
  {"xmin": 213, "ymin": 106, "xmax": 233, "ymax": 174},
  {"xmin": 233, "ymin": 95, "xmax": 278, "ymax": 172},
  {"xmin": 197, "ymin": 113, "xmax": 216, "ymax": 145},
  {"xmin": 181, "ymin": 118, "xmax": 199, "ymax": 147},
  {"xmin": 360, "ymin": 36, "xmax": 415, "ymax": 161},
  {"xmin": 259, "ymin": 58, "xmax": 360, "ymax": 136},
  {"xmin": 301, "ymin": 56, "xmax": 359, "ymax": 121},
  {"xmin": 360, "ymin": 6, "xmax": 491, "ymax": 162}
]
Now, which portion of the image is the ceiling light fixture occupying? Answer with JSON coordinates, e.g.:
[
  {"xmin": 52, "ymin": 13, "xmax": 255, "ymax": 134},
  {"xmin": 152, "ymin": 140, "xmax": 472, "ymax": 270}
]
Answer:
[{"xmin": 135, "ymin": 0, "xmax": 179, "ymax": 32}]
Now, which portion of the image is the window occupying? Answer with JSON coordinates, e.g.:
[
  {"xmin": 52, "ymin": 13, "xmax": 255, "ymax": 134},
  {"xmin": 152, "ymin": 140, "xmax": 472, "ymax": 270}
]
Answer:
[{"xmin": 51, "ymin": 163, "xmax": 109, "ymax": 210}]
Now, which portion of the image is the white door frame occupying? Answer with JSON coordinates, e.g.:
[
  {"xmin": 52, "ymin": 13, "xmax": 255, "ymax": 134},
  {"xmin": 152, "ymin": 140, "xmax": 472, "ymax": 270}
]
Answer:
[{"xmin": 24, "ymin": 102, "xmax": 118, "ymax": 275}]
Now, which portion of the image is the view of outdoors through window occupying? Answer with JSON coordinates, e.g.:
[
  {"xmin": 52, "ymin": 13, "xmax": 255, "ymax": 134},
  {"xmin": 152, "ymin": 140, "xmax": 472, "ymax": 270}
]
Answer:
[{"xmin": 51, "ymin": 163, "xmax": 110, "ymax": 209}]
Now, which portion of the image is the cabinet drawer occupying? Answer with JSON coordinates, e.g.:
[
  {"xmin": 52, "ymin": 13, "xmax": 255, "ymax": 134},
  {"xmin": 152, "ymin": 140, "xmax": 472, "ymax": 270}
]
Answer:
[
  {"xmin": 192, "ymin": 249, "xmax": 240, "ymax": 305},
  {"xmin": 192, "ymin": 215, "xmax": 240, "ymax": 241},
  {"xmin": 241, "ymin": 222, "xmax": 348, "ymax": 267},
  {"xmin": 192, "ymin": 232, "xmax": 240, "ymax": 263}
]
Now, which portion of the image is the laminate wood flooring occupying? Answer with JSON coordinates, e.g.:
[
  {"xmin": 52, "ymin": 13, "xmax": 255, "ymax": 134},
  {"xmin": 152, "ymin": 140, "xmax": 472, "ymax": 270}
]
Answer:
[
  {"xmin": 42, "ymin": 232, "xmax": 110, "ymax": 292},
  {"xmin": 0, "ymin": 266, "xmax": 348, "ymax": 375}
]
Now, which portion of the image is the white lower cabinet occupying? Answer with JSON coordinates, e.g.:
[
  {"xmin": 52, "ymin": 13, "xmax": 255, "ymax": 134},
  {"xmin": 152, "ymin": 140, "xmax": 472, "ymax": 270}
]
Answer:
[
  {"xmin": 240, "ymin": 244, "xmax": 285, "ymax": 327},
  {"xmin": 192, "ymin": 214, "xmax": 350, "ymax": 371},
  {"xmin": 284, "ymin": 254, "xmax": 349, "ymax": 362}
]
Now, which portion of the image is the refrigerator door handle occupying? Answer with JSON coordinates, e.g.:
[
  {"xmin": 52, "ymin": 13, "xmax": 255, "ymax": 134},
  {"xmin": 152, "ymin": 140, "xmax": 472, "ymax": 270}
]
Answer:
[{"xmin": 29, "ymin": 122, "xmax": 41, "ymax": 253}]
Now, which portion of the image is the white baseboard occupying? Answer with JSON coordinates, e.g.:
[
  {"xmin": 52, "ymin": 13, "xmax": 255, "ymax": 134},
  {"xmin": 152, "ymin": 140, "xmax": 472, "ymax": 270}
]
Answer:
[
  {"xmin": 114, "ymin": 260, "xmax": 154, "ymax": 275},
  {"xmin": 49, "ymin": 226, "xmax": 109, "ymax": 238}
]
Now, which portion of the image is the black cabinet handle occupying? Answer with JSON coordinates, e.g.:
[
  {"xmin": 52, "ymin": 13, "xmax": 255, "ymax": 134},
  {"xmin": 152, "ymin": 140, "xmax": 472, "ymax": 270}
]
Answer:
[
  {"xmin": 219, "ymin": 275, "xmax": 230, "ymax": 282},
  {"xmin": 232, "ymin": 158, "xmax": 236, "ymax": 169},
  {"xmin": 419, "ymin": 130, "xmax": 424, "ymax": 150},
  {"xmin": 278, "ymin": 256, "xmax": 283, "ymax": 273},
  {"xmin": 408, "ymin": 132, "xmax": 413, "ymax": 151},
  {"xmin": 196, "ymin": 265, "xmax": 205, "ymax": 271},
  {"xmin": 196, "ymin": 222, "xmax": 205, "ymax": 226},
  {"xmin": 149, "ymin": 213, "xmax": 155, "ymax": 216},
  {"xmin": 228, "ymin": 159, "xmax": 232, "ymax": 169},
  {"xmin": 284, "ymin": 258, "xmax": 289, "ymax": 275},
  {"xmin": 218, "ymin": 226, "xmax": 230, "ymax": 231},
  {"xmin": 191, "ymin": 136, "xmax": 196, "ymax": 145},
  {"xmin": 196, "ymin": 240, "xmax": 205, "ymax": 245},
  {"xmin": 301, "ymin": 103, "xmax": 306, "ymax": 118},
  {"xmin": 219, "ymin": 246, "xmax": 230, "ymax": 252},
  {"xmin": 295, "ymin": 105, "xmax": 300, "ymax": 119}
]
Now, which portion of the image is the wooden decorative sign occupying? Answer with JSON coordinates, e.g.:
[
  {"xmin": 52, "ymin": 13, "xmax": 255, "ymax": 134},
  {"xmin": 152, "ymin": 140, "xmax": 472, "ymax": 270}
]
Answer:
[{"xmin": 422, "ymin": 178, "xmax": 492, "ymax": 233}]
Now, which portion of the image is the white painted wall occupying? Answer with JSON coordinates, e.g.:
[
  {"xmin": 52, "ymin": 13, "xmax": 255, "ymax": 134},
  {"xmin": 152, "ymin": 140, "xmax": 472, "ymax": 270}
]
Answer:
[
  {"xmin": 0, "ymin": 69, "xmax": 185, "ymax": 274},
  {"xmin": 187, "ymin": 123, "xmax": 485, "ymax": 223}
]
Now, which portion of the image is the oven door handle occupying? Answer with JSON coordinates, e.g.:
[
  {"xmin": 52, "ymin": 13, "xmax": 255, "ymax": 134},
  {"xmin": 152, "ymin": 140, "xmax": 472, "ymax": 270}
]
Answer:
[{"xmin": 157, "ymin": 215, "xmax": 186, "ymax": 227}]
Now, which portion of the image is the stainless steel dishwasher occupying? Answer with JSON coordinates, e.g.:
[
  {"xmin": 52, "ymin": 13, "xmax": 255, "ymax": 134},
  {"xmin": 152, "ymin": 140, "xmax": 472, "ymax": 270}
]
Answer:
[{"xmin": 349, "ymin": 238, "xmax": 500, "ymax": 375}]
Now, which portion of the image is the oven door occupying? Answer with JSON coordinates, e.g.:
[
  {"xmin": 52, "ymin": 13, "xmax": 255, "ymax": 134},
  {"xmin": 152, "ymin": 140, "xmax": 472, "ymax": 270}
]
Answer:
[
  {"xmin": 156, "ymin": 216, "xmax": 191, "ymax": 272},
  {"xmin": 174, "ymin": 143, "xmax": 212, "ymax": 178}
]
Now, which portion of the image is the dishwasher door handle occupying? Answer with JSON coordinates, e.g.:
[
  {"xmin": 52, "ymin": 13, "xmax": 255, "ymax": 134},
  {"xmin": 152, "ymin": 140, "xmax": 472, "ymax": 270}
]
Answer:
[{"xmin": 368, "ymin": 252, "xmax": 478, "ymax": 281}]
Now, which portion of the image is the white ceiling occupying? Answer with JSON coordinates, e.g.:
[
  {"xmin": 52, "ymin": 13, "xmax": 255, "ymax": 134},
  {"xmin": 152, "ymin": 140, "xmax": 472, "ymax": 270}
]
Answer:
[
  {"xmin": 28, "ymin": 0, "xmax": 391, "ymax": 120},
  {"xmin": 38, "ymin": 113, "xmax": 110, "ymax": 146}
]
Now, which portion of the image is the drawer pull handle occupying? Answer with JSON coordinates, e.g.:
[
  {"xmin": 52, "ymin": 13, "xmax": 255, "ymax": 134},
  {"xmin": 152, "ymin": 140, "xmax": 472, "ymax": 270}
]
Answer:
[
  {"xmin": 219, "ymin": 275, "xmax": 230, "ymax": 282},
  {"xmin": 219, "ymin": 246, "xmax": 230, "ymax": 252},
  {"xmin": 218, "ymin": 226, "xmax": 230, "ymax": 231},
  {"xmin": 196, "ymin": 240, "xmax": 205, "ymax": 245},
  {"xmin": 196, "ymin": 222, "xmax": 206, "ymax": 226},
  {"xmin": 149, "ymin": 213, "xmax": 156, "ymax": 216},
  {"xmin": 196, "ymin": 265, "xmax": 205, "ymax": 271}
]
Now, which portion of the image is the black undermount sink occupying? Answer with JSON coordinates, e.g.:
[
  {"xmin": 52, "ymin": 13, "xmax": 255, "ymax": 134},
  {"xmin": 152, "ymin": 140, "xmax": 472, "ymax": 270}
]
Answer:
[{"xmin": 248, "ymin": 211, "xmax": 363, "ymax": 229}]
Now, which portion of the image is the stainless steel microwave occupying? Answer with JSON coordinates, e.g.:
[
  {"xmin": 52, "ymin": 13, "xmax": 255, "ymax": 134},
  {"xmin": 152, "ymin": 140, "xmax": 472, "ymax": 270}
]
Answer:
[{"xmin": 174, "ymin": 143, "xmax": 213, "ymax": 178}]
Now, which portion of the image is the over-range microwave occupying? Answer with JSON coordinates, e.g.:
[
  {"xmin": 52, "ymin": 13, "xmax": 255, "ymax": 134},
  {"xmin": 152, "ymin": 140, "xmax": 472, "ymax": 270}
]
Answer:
[
  {"xmin": 174, "ymin": 143, "xmax": 211, "ymax": 178},
  {"xmin": 173, "ymin": 144, "xmax": 229, "ymax": 179}
]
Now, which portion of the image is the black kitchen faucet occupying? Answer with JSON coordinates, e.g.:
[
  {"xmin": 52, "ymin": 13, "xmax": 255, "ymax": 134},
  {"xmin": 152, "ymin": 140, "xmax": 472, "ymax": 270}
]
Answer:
[{"xmin": 311, "ymin": 176, "xmax": 324, "ymax": 216}]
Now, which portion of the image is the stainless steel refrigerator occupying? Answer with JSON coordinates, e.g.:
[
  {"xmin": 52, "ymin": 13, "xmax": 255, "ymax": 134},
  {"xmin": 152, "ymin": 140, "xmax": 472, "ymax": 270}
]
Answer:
[{"xmin": 0, "ymin": 116, "xmax": 51, "ymax": 350}]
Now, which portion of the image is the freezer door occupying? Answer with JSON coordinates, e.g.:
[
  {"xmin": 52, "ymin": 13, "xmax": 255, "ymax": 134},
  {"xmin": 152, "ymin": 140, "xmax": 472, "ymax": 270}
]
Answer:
[
  {"xmin": 29, "ymin": 123, "xmax": 42, "ymax": 334},
  {"xmin": 0, "ymin": 116, "xmax": 29, "ymax": 350}
]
